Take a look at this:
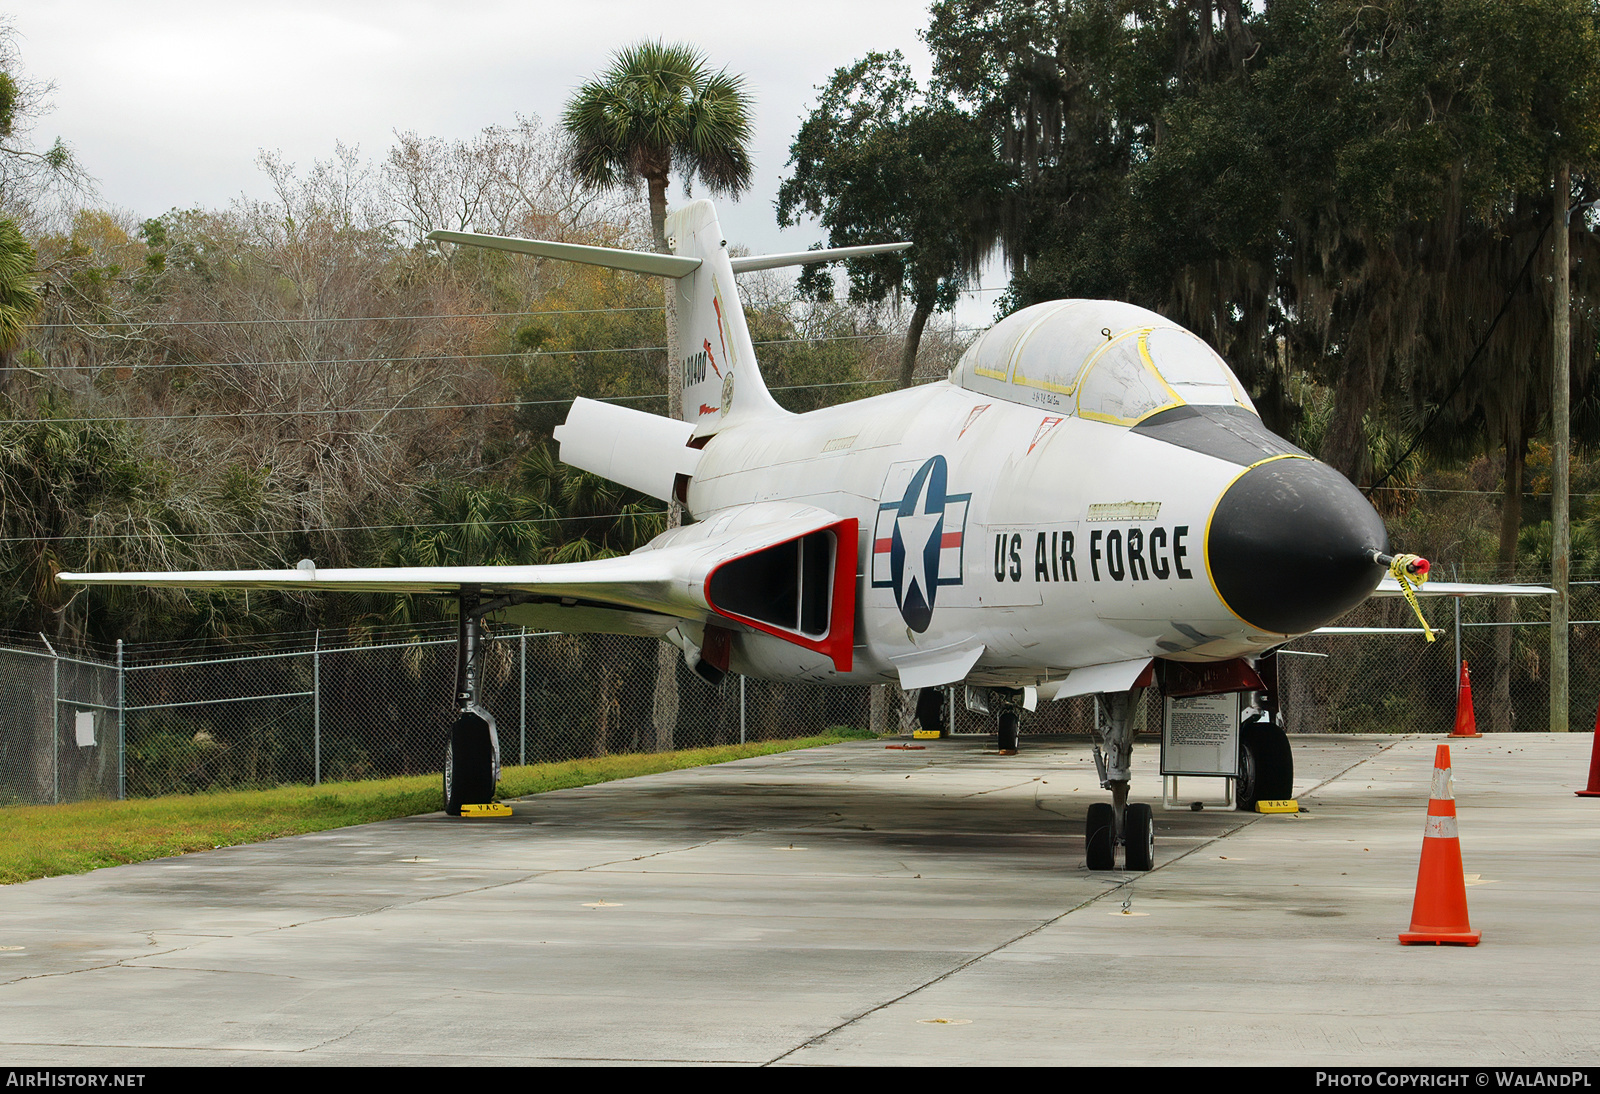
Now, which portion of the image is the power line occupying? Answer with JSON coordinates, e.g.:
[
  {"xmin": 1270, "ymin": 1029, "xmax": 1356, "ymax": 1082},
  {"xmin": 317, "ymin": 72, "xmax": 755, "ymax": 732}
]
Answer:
[
  {"xmin": 0, "ymin": 393, "xmax": 660, "ymax": 427},
  {"xmin": 1370, "ymin": 484, "xmax": 1600, "ymax": 500},
  {"xmin": 0, "ymin": 375, "xmax": 905, "ymax": 427},
  {"xmin": 15, "ymin": 329, "xmax": 944, "ymax": 374},
  {"xmin": 27, "ymin": 305, "xmax": 666, "ymax": 330},
  {"xmin": 0, "ymin": 509, "xmax": 666, "ymax": 545},
  {"xmin": 1365, "ymin": 215, "xmax": 1555, "ymax": 495}
]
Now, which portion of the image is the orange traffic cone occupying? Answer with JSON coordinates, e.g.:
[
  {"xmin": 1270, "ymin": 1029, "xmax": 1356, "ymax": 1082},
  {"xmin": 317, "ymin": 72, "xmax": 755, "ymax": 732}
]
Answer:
[
  {"xmin": 1449, "ymin": 660, "xmax": 1481, "ymax": 738},
  {"xmin": 1577, "ymin": 702, "xmax": 1600, "ymax": 798},
  {"xmin": 1400, "ymin": 744, "xmax": 1481, "ymax": 945}
]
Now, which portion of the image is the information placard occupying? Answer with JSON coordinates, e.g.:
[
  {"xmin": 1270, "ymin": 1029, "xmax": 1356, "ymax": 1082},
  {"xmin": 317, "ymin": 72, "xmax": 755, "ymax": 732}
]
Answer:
[{"xmin": 1161, "ymin": 693, "xmax": 1243, "ymax": 777}]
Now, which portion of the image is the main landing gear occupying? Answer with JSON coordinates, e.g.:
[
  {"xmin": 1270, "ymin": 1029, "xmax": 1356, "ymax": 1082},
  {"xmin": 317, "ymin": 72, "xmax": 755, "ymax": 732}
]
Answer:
[
  {"xmin": 914, "ymin": 686, "xmax": 944, "ymax": 737},
  {"xmin": 1237, "ymin": 714, "xmax": 1294, "ymax": 811},
  {"xmin": 957, "ymin": 686, "xmax": 1026, "ymax": 752},
  {"xmin": 444, "ymin": 589, "xmax": 504, "ymax": 817},
  {"xmin": 1237, "ymin": 652, "xmax": 1293, "ymax": 812}
]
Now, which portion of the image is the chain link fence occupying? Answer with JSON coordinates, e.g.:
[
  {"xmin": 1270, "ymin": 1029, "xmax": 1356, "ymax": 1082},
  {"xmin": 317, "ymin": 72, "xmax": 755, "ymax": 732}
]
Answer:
[
  {"xmin": 4, "ymin": 591, "xmax": 1596, "ymax": 806},
  {"xmin": 0, "ymin": 626, "xmax": 875, "ymax": 806}
]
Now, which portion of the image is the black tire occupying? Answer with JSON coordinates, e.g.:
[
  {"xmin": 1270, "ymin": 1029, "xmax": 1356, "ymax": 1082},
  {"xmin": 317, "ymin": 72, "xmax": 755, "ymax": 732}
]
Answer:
[
  {"xmin": 444, "ymin": 710, "xmax": 495, "ymax": 816},
  {"xmin": 915, "ymin": 687, "xmax": 944, "ymax": 736},
  {"xmin": 1124, "ymin": 802, "xmax": 1154, "ymax": 871},
  {"xmin": 1238, "ymin": 716, "xmax": 1293, "ymax": 811},
  {"xmin": 997, "ymin": 709, "xmax": 1019, "ymax": 752},
  {"xmin": 1086, "ymin": 802, "xmax": 1116, "ymax": 870}
]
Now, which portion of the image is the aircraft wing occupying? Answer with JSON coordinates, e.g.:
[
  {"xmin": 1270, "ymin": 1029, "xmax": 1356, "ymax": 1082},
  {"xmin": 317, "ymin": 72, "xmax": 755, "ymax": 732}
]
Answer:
[
  {"xmin": 58, "ymin": 503, "xmax": 860, "ymax": 671},
  {"xmin": 1370, "ymin": 578, "xmax": 1555, "ymax": 597}
]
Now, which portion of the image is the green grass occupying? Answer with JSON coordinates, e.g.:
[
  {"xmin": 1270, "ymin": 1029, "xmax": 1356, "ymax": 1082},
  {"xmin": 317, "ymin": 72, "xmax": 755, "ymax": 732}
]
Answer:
[{"xmin": 0, "ymin": 730, "xmax": 876, "ymax": 885}]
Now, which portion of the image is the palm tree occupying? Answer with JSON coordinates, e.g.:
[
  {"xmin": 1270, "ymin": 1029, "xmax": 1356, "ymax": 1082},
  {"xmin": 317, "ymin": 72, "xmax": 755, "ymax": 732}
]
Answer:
[
  {"xmin": 563, "ymin": 40, "xmax": 754, "ymax": 428},
  {"xmin": 0, "ymin": 216, "xmax": 40, "ymax": 396},
  {"xmin": 563, "ymin": 41, "xmax": 753, "ymax": 753},
  {"xmin": 563, "ymin": 40, "xmax": 754, "ymax": 259}
]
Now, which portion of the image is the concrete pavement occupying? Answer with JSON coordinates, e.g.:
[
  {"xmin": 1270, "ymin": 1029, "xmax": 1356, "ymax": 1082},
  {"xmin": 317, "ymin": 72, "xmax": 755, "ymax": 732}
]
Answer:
[{"xmin": 1, "ymin": 733, "xmax": 1595, "ymax": 1065}]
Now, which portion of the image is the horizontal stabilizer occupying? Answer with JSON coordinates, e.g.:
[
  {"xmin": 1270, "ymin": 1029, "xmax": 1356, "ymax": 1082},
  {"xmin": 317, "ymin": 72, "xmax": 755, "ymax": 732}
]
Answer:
[
  {"xmin": 728, "ymin": 241, "xmax": 912, "ymax": 274},
  {"xmin": 1372, "ymin": 579, "xmax": 1554, "ymax": 598},
  {"xmin": 427, "ymin": 230, "xmax": 702, "ymax": 278},
  {"xmin": 427, "ymin": 232, "xmax": 911, "ymax": 279}
]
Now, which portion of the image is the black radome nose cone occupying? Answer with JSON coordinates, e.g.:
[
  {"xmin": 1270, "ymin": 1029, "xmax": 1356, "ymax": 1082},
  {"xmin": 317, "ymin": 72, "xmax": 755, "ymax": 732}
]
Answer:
[{"xmin": 1207, "ymin": 458, "xmax": 1388, "ymax": 634}]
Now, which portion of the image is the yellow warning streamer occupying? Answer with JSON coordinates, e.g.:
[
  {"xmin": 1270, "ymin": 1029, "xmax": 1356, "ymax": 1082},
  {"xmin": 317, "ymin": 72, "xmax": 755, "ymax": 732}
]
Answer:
[{"xmin": 1390, "ymin": 553, "xmax": 1436, "ymax": 642}]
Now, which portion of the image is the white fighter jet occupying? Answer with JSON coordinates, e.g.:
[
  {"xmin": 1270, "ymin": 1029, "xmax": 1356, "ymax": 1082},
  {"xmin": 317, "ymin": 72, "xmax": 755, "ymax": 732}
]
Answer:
[{"xmin": 60, "ymin": 200, "xmax": 1537, "ymax": 868}]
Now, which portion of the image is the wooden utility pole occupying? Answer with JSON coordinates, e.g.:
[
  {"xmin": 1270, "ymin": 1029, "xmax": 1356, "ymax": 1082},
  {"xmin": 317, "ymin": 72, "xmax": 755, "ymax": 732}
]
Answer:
[{"xmin": 1552, "ymin": 164, "xmax": 1572, "ymax": 733}]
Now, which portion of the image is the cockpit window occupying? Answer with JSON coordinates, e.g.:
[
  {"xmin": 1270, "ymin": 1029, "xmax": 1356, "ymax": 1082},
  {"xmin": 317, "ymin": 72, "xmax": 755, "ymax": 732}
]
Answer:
[
  {"xmin": 1143, "ymin": 327, "xmax": 1252, "ymax": 409},
  {"xmin": 950, "ymin": 300, "xmax": 1258, "ymax": 423},
  {"xmin": 1075, "ymin": 331, "xmax": 1178, "ymax": 424}
]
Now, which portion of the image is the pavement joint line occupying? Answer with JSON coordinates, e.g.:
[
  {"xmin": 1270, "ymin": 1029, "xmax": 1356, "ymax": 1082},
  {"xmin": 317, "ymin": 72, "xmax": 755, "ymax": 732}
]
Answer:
[
  {"xmin": 762, "ymin": 807, "xmax": 1261, "ymax": 1065},
  {"xmin": 761, "ymin": 737, "xmax": 1410, "ymax": 1066},
  {"xmin": 957, "ymin": 777, "xmax": 1049, "ymax": 799}
]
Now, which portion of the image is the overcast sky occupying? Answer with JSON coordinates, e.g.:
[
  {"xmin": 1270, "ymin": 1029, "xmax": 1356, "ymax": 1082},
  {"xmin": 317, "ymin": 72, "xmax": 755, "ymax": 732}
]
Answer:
[{"xmin": 12, "ymin": 1, "xmax": 950, "ymax": 258}]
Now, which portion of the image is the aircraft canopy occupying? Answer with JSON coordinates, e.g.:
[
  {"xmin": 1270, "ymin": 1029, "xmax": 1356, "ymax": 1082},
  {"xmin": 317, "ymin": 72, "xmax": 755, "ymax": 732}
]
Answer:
[{"xmin": 950, "ymin": 300, "xmax": 1256, "ymax": 425}]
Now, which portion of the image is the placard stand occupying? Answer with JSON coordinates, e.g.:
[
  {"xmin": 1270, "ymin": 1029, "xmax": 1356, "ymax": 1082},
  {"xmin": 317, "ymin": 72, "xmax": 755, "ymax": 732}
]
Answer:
[{"xmin": 1160, "ymin": 692, "xmax": 1244, "ymax": 811}]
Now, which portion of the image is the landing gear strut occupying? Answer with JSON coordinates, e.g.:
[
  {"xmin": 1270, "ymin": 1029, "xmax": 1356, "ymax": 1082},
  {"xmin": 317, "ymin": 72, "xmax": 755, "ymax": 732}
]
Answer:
[
  {"xmin": 444, "ymin": 589, "xmax": 502, "ymax": 817},
  {"xmin": 1085, "ymin": 687, "xmax": 1154, "ymax": 870}
]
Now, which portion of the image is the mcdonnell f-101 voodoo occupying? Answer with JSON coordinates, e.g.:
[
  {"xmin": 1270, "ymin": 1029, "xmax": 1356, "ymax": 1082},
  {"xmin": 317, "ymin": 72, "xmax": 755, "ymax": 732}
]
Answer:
[{"xmin": 61, "ymin": 200, "xmax": 1531, "ymax": 869}]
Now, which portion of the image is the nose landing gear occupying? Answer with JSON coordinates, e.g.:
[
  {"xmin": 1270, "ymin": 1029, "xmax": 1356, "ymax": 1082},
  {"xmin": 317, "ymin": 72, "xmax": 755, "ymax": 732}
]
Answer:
[
  {"xmin": 1086, "ymin": 687, "xmax": 1156, "ymax": 871},
  {"xmin": 1085, "ymin": 798, "xmax": 1155, "ymax": 871}
]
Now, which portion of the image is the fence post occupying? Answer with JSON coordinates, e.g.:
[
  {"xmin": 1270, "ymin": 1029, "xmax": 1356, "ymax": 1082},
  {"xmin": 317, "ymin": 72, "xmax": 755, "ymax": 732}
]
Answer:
[
  {"xmin": 40, "ymin": 633, "xmax": 58, "ymax": 805},
  {"xmin": 740, "ymin": 675, "xmax": 747, "ymax": 744},
  {"xmin": 116, "ymin": 639, "xmax": 126, "ymax": 801},
  {"xmin": 313, "ymin": 630, "xmax": 321, "ymax": 786},
  {"xmin": 519, "ymin": 627, "xmax": 527, "ymax": 767},
  {"xmin": 1454, "ymin": 598, "xmax": 1462, "ymax": 686}
]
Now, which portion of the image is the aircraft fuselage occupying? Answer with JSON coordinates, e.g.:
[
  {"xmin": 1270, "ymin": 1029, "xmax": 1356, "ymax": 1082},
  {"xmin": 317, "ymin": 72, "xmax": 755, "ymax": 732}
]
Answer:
[{"xmin": 688, "ymin": 378, "xmax": 1386, "ymax": 688}]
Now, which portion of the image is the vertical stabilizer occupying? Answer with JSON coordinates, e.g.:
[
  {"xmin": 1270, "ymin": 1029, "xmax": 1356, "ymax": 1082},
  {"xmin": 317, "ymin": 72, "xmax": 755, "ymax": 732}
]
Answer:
[{"xmin": 667, "ymin": 200, "xmax": 788, "ymax": 436}]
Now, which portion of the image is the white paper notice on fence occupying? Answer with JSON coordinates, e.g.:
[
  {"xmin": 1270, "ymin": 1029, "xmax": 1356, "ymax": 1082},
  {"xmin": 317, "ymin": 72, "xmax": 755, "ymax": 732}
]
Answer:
[
  {"xmin": 1161, "ymin": 693, "xmax": 1241, "ymax": 776},
  {"xmin": 75, "ymin": 710, "xmax": 95, "ymax": 747}
]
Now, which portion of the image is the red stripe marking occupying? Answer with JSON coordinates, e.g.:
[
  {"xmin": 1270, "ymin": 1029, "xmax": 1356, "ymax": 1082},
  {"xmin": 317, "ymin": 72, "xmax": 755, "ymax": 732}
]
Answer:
[
  {"xmin": 873, "ymin": 538, "xmax": 893, "ymax": 553},
  {"xmin": 940, "ymin": 532, "xmax": 962, "ymax": 548}
]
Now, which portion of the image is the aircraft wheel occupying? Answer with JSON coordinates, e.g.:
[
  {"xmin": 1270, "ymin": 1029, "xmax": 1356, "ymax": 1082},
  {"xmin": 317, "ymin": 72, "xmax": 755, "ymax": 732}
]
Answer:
[
  {"xmin": 444, "ymin": 710, "xmax": 495, "ymax": 816},
  {"xmin": 914, "ymin": 687, "xmax": 944, "ymax": 736},
  {"xmin": 1085, "ymin": 802, "xmax": 1116, "ymax": 870},
  {"xmin": 1124, "ymin": 802, "xmax": 1155, "ymax": 871},
  {"xmin": 997, "ymin": 709, "xmax": 1019, "ymax": 752},
  {"xmin": 1238, "ymin": 716, "xmax": 1293, "ymax": 811}
]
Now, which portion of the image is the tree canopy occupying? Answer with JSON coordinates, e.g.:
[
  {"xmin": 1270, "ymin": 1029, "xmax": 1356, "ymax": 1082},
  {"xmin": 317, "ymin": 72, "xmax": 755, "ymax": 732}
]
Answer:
[{"xmin": 779, "ymin": 51, "xmax": 1007, "ymax": 386}]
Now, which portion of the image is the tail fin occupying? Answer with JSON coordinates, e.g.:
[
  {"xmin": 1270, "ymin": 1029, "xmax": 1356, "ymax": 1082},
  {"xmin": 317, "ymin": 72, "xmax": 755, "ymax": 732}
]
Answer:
[
  {"xmin": 666, "ymin": 200, "xmax": 785, "ymax": 435},
  {"xmin": 429, "ymin": 205, "xmax": 910, "ymax": 437}
]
